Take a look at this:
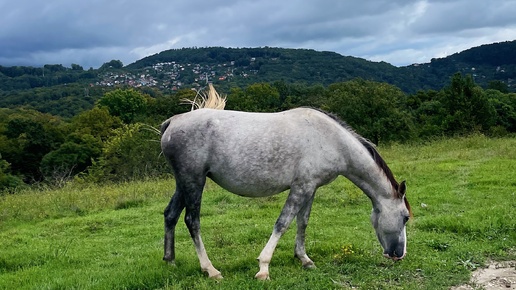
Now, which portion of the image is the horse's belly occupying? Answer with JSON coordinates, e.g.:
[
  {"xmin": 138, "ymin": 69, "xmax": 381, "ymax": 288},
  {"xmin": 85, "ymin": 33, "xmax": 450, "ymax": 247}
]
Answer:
[{"xmin": 208, "ymin": 171, "xmax": 291, "ymax": 197}]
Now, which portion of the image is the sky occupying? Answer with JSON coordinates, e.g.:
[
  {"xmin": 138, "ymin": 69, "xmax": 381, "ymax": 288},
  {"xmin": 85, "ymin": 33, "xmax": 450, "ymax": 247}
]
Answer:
[{"xmin": 1, "ymin": 0, "xmax": 516, "ymax": 69}]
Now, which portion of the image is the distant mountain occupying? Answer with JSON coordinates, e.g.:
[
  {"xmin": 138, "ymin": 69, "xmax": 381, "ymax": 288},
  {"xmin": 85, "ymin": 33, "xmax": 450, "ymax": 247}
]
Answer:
[
  {"xmin": 446, "ymin": 40, "xmax": 516, "ymax": 66},
  {"xmin": 1, "ymin": 41, "xmax": 515, "ymax": 117},
  {"xmin": 402, "ymin": 40, "xmax": 516, "ymax": 91},
  {"xmin": 126, "ymin": 41, "xmax": 516, "ymax": 93},
  {"xmin": 126, "ymin": 46, "xmax": 415, "ymax": 91}
]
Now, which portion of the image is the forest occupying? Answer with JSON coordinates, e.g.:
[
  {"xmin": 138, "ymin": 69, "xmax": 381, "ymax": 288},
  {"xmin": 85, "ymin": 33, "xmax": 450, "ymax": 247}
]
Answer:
[{"xmin": 1, "ymin": 70, "xmax": 515, "ymax": 192}]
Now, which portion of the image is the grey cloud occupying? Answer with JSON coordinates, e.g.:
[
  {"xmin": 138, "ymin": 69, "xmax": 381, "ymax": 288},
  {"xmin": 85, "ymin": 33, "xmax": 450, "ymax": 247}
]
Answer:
[
  {"xmin": 411, "ymin": 0, "xmax": 516, "ymax": 34},
  {"xmin": 0, "ymin": 0, "xmax": 515, "ymax": 68}
]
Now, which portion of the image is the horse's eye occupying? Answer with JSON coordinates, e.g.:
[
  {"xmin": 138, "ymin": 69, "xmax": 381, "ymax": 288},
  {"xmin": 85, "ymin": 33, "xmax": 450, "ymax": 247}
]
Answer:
[{"xmin": 403, "ymin": 216, "xmax": 409, "ymax": 224}]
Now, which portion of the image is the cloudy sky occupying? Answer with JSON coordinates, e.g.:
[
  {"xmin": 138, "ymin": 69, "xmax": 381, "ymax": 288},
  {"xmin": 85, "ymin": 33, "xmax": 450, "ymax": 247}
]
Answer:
[{"xmin": 1, "ymin": 0, "xmax": 515, "ymax": 68}]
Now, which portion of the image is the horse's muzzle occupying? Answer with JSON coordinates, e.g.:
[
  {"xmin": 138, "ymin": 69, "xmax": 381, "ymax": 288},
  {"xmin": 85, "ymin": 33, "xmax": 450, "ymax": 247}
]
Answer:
[{"xmin": 383, "ymin": 248, "xmax": 406, "ymax": 261}]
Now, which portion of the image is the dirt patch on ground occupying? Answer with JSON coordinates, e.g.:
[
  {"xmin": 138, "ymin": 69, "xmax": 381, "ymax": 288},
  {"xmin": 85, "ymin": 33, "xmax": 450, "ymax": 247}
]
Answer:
[{"xmin": 451, "ymin": 260, "xmax": 516, "ymax": 290}]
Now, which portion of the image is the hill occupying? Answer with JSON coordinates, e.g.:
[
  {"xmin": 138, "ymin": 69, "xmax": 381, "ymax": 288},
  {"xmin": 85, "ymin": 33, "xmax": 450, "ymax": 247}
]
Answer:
[
  {"xmin": 403, "ymin": 40, "xmax": 516, "ymax": 91},
  {"xmin": 0, "ymin": 41, "xmax": 515, "ymax": 117},
  {"xmin": 125, "ymin": 46, "xmax": 411, "ymax": 90},
  {"xmin": 125, "ymin": 41, "xmax": 516, "ymax": 92}
]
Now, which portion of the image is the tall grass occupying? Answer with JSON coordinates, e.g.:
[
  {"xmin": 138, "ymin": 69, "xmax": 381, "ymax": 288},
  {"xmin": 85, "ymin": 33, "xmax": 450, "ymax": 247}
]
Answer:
[
  {"xmin": 0, "ymin": 135, "xmax": 515, "ymax": 289},
  {"xmin": 0, "ymin": 179, "xmax": 174, "ymax": 226}
]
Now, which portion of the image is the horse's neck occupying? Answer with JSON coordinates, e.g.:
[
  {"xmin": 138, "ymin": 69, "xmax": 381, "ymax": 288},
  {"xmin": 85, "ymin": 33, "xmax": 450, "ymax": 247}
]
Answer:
[{"xmin": 342, "ymin": 148, "xmax": 393, "ymax": 202}]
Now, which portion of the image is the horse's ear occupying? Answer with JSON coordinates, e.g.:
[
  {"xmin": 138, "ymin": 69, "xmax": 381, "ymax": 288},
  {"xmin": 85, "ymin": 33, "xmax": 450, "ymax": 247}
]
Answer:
[{"xmin": 398, "ymin": 180, "xmax": 407, "ymax": 196}]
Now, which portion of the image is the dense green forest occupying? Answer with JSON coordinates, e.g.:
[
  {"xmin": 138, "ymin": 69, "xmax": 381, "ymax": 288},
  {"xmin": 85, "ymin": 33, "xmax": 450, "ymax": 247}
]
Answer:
[
  {"xmin": 1, "ymin": 42, "xmax": 516, "ymax": 191},
  {"xmin": 1, "ymin": 73, "xmax": 515, "ymax": 191}
]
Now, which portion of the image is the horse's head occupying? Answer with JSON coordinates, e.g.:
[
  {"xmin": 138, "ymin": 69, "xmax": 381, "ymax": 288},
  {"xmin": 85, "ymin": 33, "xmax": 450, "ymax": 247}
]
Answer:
[{"xmin": 370, "ymin": 181, "xmax": 410, "ymax": 261}]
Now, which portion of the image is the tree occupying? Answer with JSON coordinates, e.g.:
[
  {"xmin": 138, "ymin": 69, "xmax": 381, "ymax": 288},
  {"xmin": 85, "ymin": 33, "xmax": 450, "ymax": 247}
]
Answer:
[
  {"xmin": 71, "ymin": 63, "xmax": 84, "ymax": 71},
  {"xmin": 1, "ymin": 110, "xmax": 66, "ymax": 182},
  {"xmin": 97, "ymin": 89, "xmax": 149, "ymax": 123},
  {"xmin": 43, "ymin": 64, "xmax": 66, "ymax": 73},
  {"xmin": 86, "ymin": 123, "xmax": 168, "ymax": 182},
  {"xmin": 226, "ymin": 83, "xmax": 281, "ymax": 112},
  {"xmin": 100, "ymin": 60, "xmax": 123, "ymax": 70},
  {"xmin": 40, "ymin": 133, "xmax": 103, "ymax": 185},
  {"xmin": 325, "ymin": 79, "xmax": 414, "ymax": 144},
  {"xmin": 147, "ymin": 89, "xmax": 193, "ymax": 122},
  {"xmin": 486, "ymin": 89, "xmax": 516, "ymax": 133},
  {"xmin": 405, "ymin": 90, "xmax": 447, "ymax": 138},
  {"xmin": 440, "ymin": 73, "xmax": 496, "ymax": 134},
  {"xmin": 0, "ymin": 155, "xmax": 24, "ymax": 192},
  {"xmin": 71, "ymin": 107, "xmax": 123, "ymax": 141},
  {"xmin": 34, "ymin": 107, "xmax": 124, "ymax": 183},
  {"xmin": 487, "ymin": 80, "xmax": 508, "ymax": 93}
]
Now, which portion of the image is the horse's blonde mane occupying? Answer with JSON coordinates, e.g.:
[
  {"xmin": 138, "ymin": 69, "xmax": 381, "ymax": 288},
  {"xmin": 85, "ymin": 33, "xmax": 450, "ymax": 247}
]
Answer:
[{"xmin": 183, "ymin": 83, "xmax": 226, "ymax": 110}]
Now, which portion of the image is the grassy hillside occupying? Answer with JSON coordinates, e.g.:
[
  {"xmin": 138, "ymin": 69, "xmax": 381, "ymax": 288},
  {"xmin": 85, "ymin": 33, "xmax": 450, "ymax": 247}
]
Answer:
[{"xmin": 1, "ymin": 135, "xmax": 515, "ymax": 289}]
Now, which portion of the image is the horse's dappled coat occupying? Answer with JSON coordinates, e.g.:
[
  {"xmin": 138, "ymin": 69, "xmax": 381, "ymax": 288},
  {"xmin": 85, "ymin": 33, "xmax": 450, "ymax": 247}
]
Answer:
[{"xmin": 161, "ymin": 107, "xmax": 410, "ymax": 280}]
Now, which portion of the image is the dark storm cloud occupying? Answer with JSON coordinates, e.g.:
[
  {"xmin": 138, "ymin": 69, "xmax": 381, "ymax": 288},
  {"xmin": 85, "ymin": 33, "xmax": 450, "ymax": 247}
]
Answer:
[{"xmin": 0, "ymin": 0, "xmax": 515, "ymax": 68}]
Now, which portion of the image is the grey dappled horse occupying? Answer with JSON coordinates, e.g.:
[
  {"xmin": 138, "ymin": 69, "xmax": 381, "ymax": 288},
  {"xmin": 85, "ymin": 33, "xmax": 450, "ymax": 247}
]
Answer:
[{"xmin": 160, "ymin": 107, "xmax": 411, "ymax": 280}]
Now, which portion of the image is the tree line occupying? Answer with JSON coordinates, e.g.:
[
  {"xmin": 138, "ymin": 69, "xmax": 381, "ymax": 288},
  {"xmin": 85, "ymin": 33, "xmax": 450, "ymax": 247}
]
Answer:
[{"xmin": 1, "ymin": 73, "xmax": 515, "ymax": 192}]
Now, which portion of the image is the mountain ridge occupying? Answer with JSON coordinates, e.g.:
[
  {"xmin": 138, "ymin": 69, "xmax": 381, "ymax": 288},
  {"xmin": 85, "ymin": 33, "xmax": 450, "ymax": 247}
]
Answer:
[
  {"xmin": 125, "ymin": 41, "xmax": 516, "ymax": 93},
  {"xmin": 0, "ymin": 40, "xmax": 514, "ymax": 117}
]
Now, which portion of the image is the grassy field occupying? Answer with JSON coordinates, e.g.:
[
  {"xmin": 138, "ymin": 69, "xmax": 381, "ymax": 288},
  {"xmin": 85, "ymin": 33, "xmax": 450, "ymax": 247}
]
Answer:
[{"xmin": 1, "ymin": 135, "xmax": 515, "ymax": 289}]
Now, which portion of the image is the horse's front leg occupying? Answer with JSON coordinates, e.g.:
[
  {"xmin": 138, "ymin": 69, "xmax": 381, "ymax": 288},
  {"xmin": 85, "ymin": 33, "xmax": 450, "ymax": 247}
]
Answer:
[
  {"xmin": 294, "ymin": 193, "xmax": 316, "ymax": 269},
  {"xmin": 255, "ymin": 186, "xmax": 315, "ymax": 280}
]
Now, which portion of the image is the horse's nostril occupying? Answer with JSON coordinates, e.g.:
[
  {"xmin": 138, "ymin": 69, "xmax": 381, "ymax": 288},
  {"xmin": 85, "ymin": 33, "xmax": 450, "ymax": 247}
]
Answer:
[
  {"xmin": 383, "ymin": 250, "xmax": 405, "ymax": 260},
  {"xmin": 393, "ymin": 251, "xmax": 406, "ymax": 261}
]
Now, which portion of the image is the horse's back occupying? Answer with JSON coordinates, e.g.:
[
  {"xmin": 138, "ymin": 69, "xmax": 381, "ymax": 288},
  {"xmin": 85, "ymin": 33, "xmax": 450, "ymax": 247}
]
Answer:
[{"xmin": 161, "ymin": 108, "xmax": 338, "ymax": 157}]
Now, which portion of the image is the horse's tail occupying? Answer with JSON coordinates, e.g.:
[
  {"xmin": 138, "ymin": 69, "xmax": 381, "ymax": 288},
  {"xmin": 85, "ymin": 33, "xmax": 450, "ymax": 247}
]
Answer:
[
  {"xmin": 161, "ymin": 85, "xmax": 225, "ymax": 137},
  {"xmin": 160, "ymin": 118, "xmax": 172, "ymax": 136},
  {"xmin": 182, "ymin": 83, "xmax": 226, "ymax": 110}
]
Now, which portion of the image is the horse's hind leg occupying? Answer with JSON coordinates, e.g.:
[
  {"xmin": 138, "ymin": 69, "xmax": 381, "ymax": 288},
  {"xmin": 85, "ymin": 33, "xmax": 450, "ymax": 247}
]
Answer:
[
  {"xmin": 182, "ymin": 178, "xmax": 223, "ymax": 279},
  {"xmin": 163, "ymin": 190, "xmax": 185, "ymax": 263},
  {"xmin": 294, "ymin": 193, "xmax": 316, "ymax": 269}
]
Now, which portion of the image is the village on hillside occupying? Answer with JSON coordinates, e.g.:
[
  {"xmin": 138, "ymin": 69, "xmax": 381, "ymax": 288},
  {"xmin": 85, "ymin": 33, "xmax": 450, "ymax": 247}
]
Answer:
[{"xmin": 95, "ymin": 59, "xmax": 260, "ymax": 90}]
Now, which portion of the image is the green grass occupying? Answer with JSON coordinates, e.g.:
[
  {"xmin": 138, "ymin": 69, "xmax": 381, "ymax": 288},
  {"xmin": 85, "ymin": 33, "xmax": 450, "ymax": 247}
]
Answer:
[{"xmin": 1, "ymin": 135, "xmax": 515, "ymax": 289}]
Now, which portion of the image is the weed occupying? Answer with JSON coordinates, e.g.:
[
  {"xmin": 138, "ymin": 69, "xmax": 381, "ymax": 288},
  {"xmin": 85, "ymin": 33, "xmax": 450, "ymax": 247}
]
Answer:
[
  {"xmin": 457, "ymin": 258, "xmax": 480, "ymax": 270},
  {"xmin": 333, "ymin": 244, "xmax": 357, "ymax": 262}
]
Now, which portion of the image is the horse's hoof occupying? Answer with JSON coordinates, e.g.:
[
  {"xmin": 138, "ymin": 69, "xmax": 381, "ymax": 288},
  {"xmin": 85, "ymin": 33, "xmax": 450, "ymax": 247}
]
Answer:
[
  {"xmin": 303, "ymin": 262, "xmax": 316, "ymax": 270},
  {"xmin": 203, "ymin": 267, "xmax": 223, "ymax": 280},
  {"xmin": 209, "ymin": 272, "xmax": 223, "ymax": 280},
  {"xmin": 255, "ymin": 271, "xmax": 270, "ymax": 280},
  {"xmin": 163, "ymin": 258, "xmax": 176, "ymax": 266}
]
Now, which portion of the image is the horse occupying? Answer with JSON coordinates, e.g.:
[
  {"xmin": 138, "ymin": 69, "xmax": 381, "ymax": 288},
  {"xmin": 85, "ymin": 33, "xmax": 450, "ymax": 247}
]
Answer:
[{"xmin": 160, "ymin": 107, "xmax": 411, "ymax": 280}]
